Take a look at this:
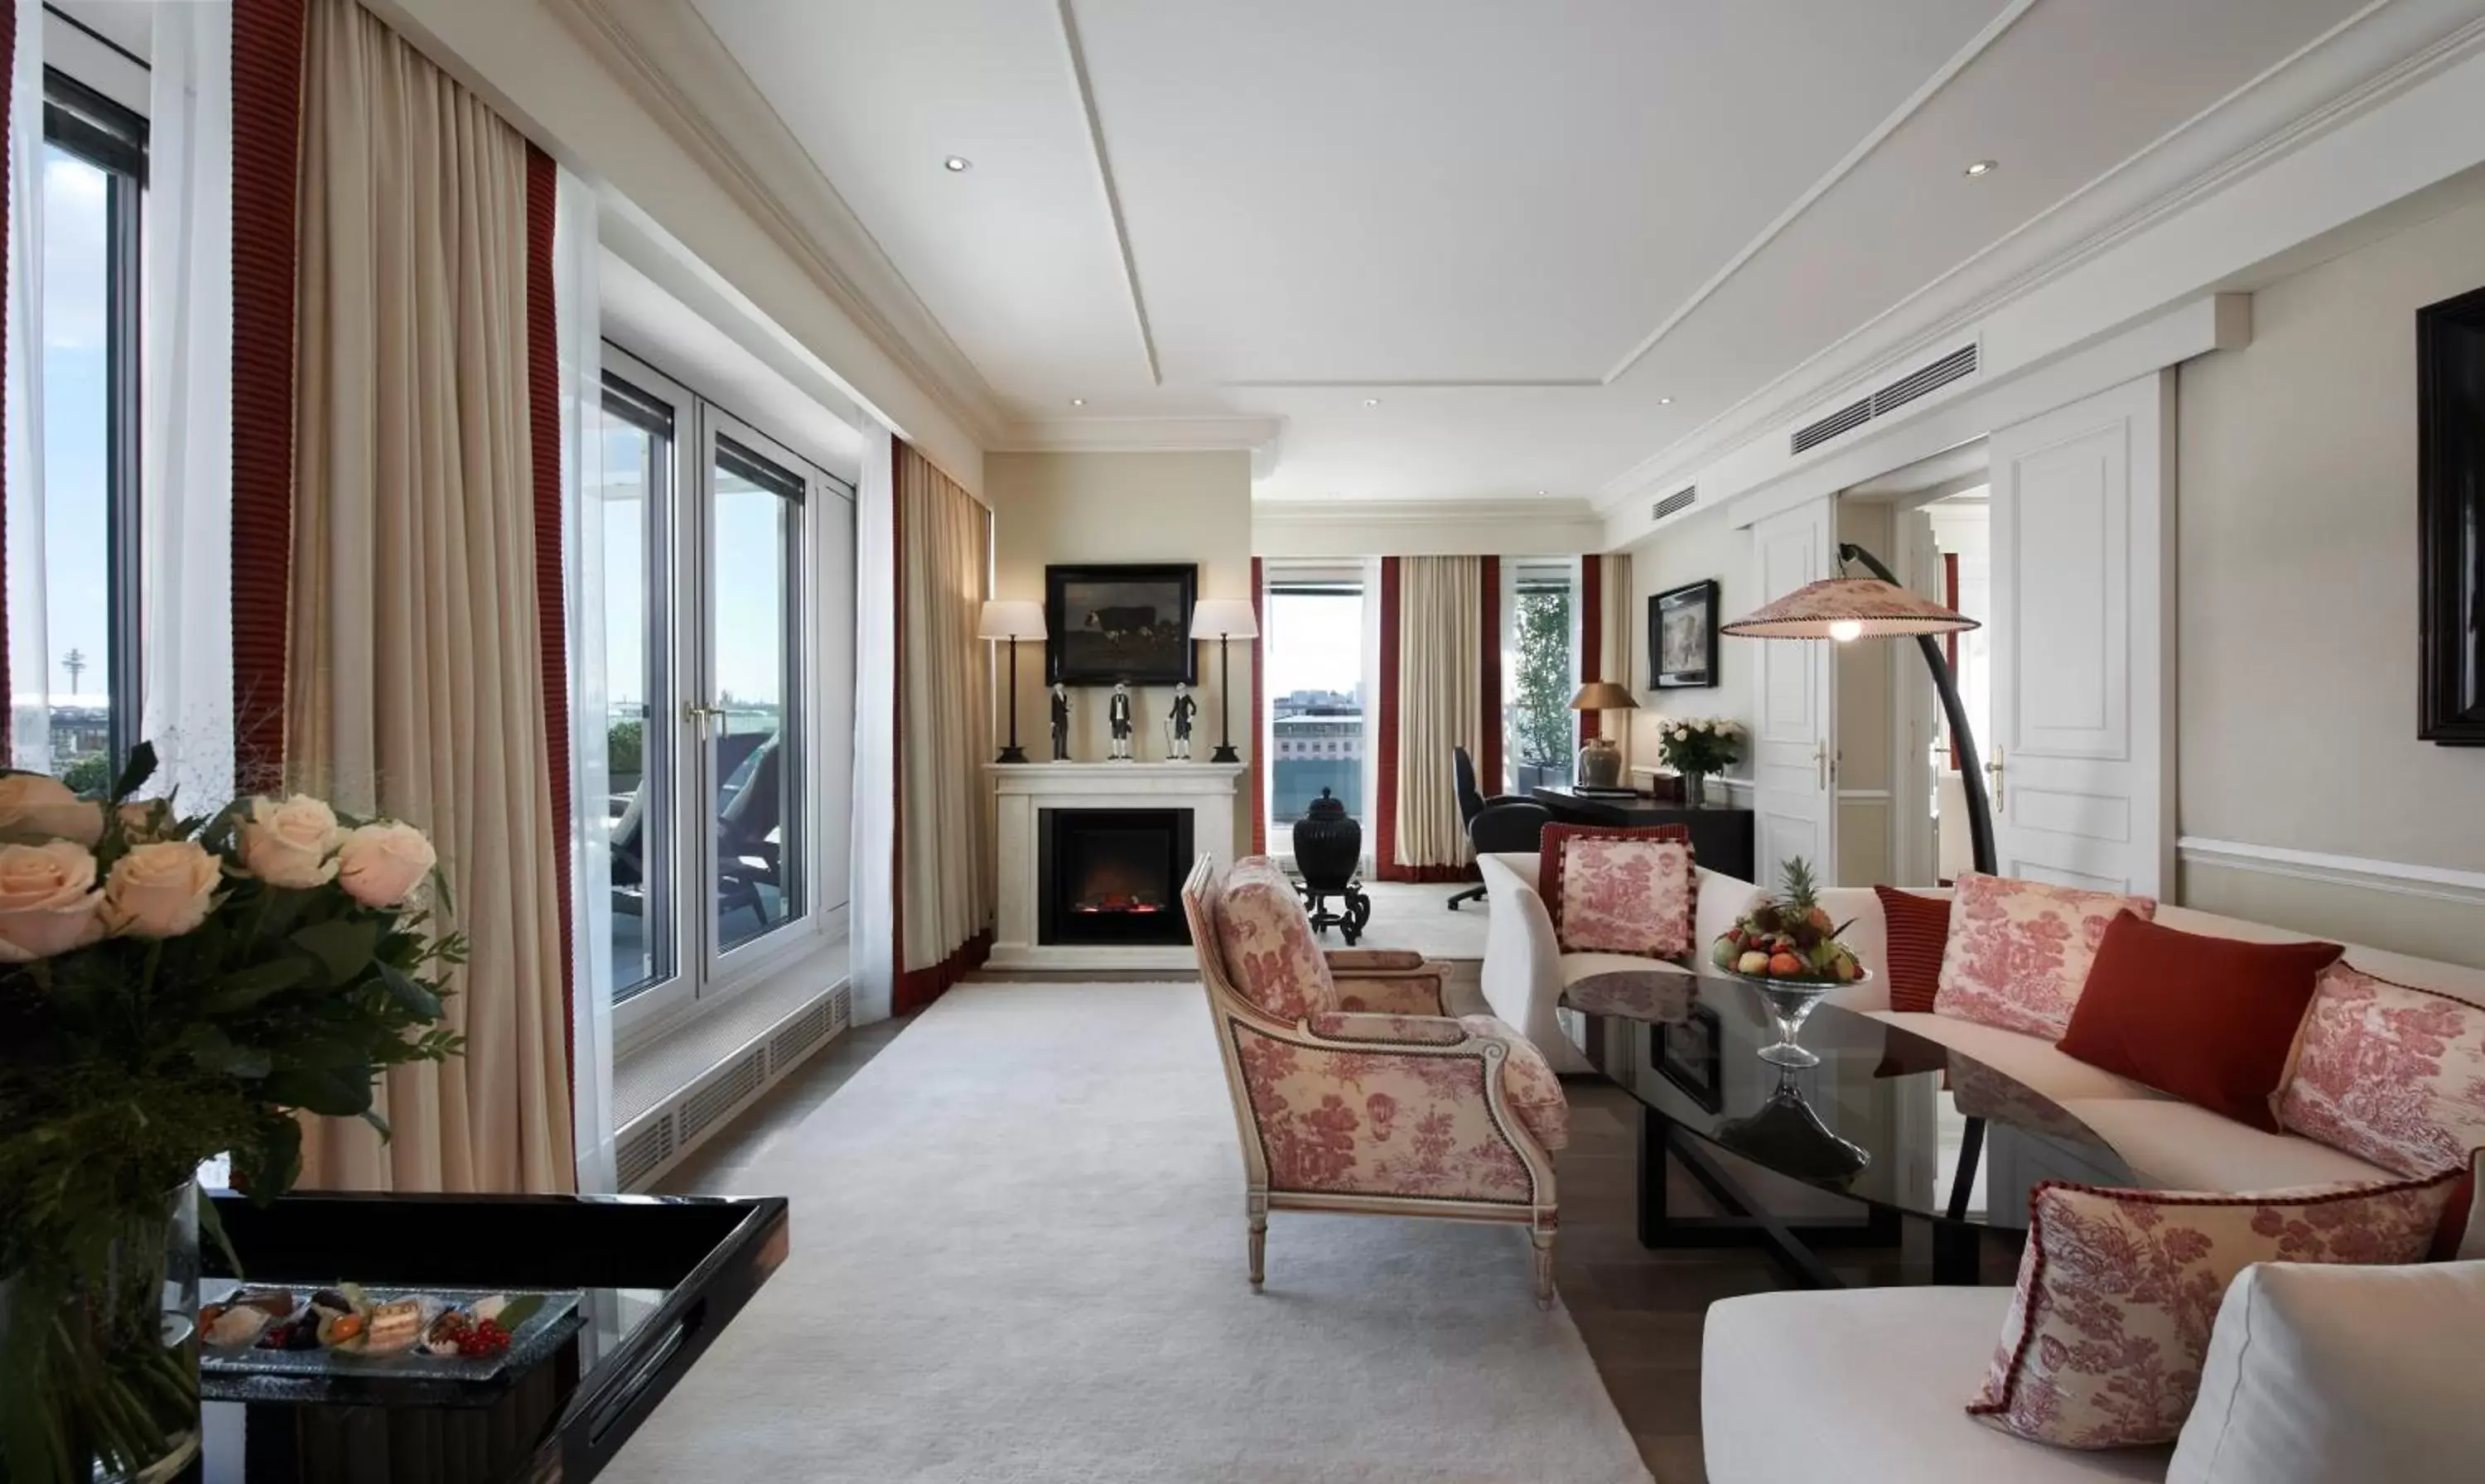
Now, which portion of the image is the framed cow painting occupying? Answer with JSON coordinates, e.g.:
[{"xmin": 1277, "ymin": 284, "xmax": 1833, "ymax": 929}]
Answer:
[{"xmin": 1045, "ymin": 563, "xmax": 1199, "ymax": 687}]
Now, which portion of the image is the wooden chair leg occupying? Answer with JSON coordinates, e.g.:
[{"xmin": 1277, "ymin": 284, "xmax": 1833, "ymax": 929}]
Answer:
[
  {"xmin": 1531, "ymin": 1226, "xmax": 1557, "ymax": 1310},
  {"xmin": 1247, "ymin": 1211, "xmax": 1268, "ymax": 1289}
]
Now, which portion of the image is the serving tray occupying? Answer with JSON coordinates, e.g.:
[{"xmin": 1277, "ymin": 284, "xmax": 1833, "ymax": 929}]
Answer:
[{"xmin": 199, "ymin": 1284, "xmax": 582, "ymax": 1383}]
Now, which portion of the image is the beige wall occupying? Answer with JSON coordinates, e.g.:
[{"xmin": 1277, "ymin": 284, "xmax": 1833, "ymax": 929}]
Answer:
[
  {"xmin": 1622, "ymin": 504, "xmax": 1756, "ymax": 786},
  {"xmin": 988, "ymin": 451, "xmax": 1257, "ymax": 846},
  {"xmin": 2175, "ymin": 192, "xmax": 2485, "ymax": 960},
  {"xmin": 1834, "ymin": 501, "xmax": 1895, "ymax": 885}
]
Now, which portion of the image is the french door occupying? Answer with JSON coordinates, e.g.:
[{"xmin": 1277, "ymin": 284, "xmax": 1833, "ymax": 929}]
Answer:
[
  {"xmin": 601, "ymin": 345, "xmax": 855, "ymax": 1048},
  {"xmin": 1747, "ymin": 497, "xmax": 1839, "ymax": 885}
]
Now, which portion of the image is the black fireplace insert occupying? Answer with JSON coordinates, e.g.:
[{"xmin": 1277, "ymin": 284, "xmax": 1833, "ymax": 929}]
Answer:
[{"xmin": 1039, "ymin": 807, "xmax": 1194, "ymax": 947}]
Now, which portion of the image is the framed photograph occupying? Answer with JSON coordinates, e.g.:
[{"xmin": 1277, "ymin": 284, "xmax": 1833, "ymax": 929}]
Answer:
[
  {"xmin": 1654, "ymin": 1001, "xmax": 1725, "ymax": 1114},
  {"xmin": 2418, "ymin": 284, "xmax": 2485, "ymax": 744},
  {"xmin": 1648, "ymin": 579, "xmax": 1720, "ymax": 690},
  {"xmin": 1045, "ymin": 563, "xmax": 1199, "ymax": 687}
]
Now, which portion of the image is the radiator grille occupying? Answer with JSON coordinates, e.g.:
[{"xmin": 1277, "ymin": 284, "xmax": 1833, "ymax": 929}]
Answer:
[
  {"xmin": 615, "ymin": 1115, "xmax": 674, "ymax": 1190},
  {"xmin": 677, "ymin": 1051, "xmax": 766, "ymax": 1144},
  {"xmin": 768, "ymin": 1000, "xmax": 833, "ymax": 1072}
]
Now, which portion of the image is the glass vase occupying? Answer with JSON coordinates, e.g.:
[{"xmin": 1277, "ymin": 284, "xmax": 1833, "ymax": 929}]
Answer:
[
  {"xmin": 1681, "ymin": 769, "xmax": 1707, "ymax": 809},
  {"xmin": 0, "ymin": 1181, "xmax": 202, "ymax": 1484}
]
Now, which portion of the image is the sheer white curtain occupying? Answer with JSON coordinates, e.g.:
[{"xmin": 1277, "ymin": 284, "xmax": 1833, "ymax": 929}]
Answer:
[
  {"xmin": 849, "ymin": 428, "xmax": 896, "ymax": 1024},
  {"xmin": 556, "ymin": 167, "xmax": 614, "ymax": 1191},
  {"xmin": 140, "ymin": 1, "xmax": 234, "ymax": 805},
  {"xmin": 5, "ymin": 0, "xmax": 44, "ymax": 769}
]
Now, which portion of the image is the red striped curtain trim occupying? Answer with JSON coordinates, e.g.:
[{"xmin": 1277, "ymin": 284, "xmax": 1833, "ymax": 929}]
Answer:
[
  {"xmin": 1374, "ymin": 557, "xmax": 1406, "ymax": 882},
  {"xmin": 1479, "ymin": 556, "xmax": 1502, "ymax": 797},
  {"xmin": 1248, "ymin": 556, "xmax": 1266, "ymax": 855},
  {"xmin": 1577, "ymin": 555, "xmax": 1604, "ymax": 744},
  {"xmin": 524, "ymin": 145, "xmax": 574, "ymax": 1093}
]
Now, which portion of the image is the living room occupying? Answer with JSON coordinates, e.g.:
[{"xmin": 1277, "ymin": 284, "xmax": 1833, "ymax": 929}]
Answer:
[{"xmin": 6, "ymin": 2, "xmax": 2483, "ymax": 1483}]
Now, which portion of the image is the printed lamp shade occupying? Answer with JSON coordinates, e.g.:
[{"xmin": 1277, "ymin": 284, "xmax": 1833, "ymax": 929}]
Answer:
[{"xmin": 1720, "ymin": 577, "xmax": 1976, "ymax": 641}]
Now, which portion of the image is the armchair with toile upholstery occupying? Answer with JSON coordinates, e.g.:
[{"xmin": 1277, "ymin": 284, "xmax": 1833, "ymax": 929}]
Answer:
[{"xmin": 1181, "ymin": 854, "xmax": 1567, "ymax": 1307}]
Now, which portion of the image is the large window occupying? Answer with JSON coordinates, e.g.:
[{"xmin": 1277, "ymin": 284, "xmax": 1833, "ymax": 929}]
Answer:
[
  {"xmin": 596, "ymin": 345, "xmax": 855, "ymax": 1041},
  {"xmin": 1262, "ymin": 566, "xmax": 1372, "ymax": 850},
  {"xmin": 1503, "ymin": 559, "xmax": 1578, "ymax": 792},
  {"xmin": 36, "ymin": 72, "xmax": 144, "ymax": 784}
]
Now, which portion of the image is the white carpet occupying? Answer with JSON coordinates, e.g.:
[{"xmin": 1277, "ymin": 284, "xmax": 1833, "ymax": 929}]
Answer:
[
  {"xmin": 1349, "ymin": 882, "xmax": 1491, "ymax": 961},
  {"xmin": 611, "ymin": 982, "xmax": 1651, "ymax": 1483}
]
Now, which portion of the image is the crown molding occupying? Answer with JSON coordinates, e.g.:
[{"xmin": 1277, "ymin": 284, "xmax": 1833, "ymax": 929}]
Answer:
[
  {"xmin": 995, "ymin": 415, "xmax": 1285, "ymax": 475},
  {"xmin": 1253, "ymin": 496, "xmax": 1606, "ymax": 559},
  {"xmin": 1593, "ymin": 0, "xmax": 2485, "ymax": 514},
  {"xmin": 1254, "ymin": 497, "xmax": 1600, "ymax": 526},
  {"xmin": 548, "ymin": 0, "xmax": 1007, "ymax": 448}
]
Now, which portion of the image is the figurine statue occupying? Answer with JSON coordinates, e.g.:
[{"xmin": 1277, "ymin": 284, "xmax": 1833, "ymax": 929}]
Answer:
[
  {"xmin": 1167, "ymin": 683, "xmax": 1197, "ymax": 759},
  {"xmin": 1107, "ymin": 682, "xmax": 1134, "ymax": 761},
  {"xmin": 1049, "ymin": 682, "xmax": 1071, "ymax": 761}
]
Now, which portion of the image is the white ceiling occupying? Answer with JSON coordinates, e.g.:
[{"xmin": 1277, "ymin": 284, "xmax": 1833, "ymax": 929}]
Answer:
[{"xmin": 678, "ymin": 0, "xmax": 2478, "ymax": 504}]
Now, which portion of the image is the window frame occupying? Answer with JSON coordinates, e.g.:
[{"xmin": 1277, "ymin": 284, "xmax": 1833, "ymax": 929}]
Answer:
[
  {"xmin": 40, "ymin": 67, "xmax": 147, "ymax": 769},
  {"xmin": 596, "ymin": 359, "xmax": 683, "ymax": 1007},
  {"xmin": 1258, "ymin": 560, "xmax": 1377, "ymax": 868}
]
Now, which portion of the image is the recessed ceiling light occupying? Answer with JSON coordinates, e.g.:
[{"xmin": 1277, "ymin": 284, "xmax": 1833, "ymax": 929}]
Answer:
[
  {"xmin": 1361, "ymin": 398, "xmax": 1380, "ymax": 408},
  {"xmin": 943, "ymin": 156, "xmax": 972, "ymax": 172},
  {"xmin": 1534, "ymin": 489, "xmax": 1546, "ymax": 496},
  {"xmin": 1658, "ymin": 396, "xmax": 1673, "ymax": 405},
  {"xmin": 1964, "ymin": 159, "xmax": 1996, "ymax": 176},
  {"xmin": 1069, "ymin": 398, "xmax": 1085, "ymax": 407}
]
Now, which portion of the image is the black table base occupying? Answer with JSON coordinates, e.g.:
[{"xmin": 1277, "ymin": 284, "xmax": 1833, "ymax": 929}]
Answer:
[
  {"xmin": 1638, "ymin": 1107, "xmax": 1986, "ymax": 1288},
  {"xmin": 1296, "ymin": 879, "xmax": 1371, "ymax": 945}
]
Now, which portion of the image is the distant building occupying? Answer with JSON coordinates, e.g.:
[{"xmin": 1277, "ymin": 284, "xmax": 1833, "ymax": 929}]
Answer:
[{"xmin": 1271, "ymin": 711, "xmax": 1363, "ymax": 824}]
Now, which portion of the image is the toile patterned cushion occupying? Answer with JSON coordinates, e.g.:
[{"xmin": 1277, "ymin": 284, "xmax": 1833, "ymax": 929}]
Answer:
[
  {"xmin": 2276, "ymin": 962, "xmax": 2485, "ymax": 1178},
  {"xmin": 1212, "ymin": 855, "xmax": 1334, "ymax": 1023},
  {"xmin": 1969, "ymin": 1172, "xmax": 2462, "ymax": 1449},
  {"xmin": 1231, "ymin": 1024, "xmax": 1540, "ymax": 1202},
  {"xmin": 1535, "ymin": 822, "xmax": 1697, "ymax": 959},
  {"xmin": 1934, "ymin": 871, "xmax": 2157, "ymax": 1041},
  {"xmin": 1298, "ymin": 1011, "xmax": 1567, "ymax": 1150}
]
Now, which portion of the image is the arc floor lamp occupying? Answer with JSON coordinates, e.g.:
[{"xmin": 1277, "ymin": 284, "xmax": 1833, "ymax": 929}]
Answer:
[{"xmin": 1720, "ymin": 544, "xmax": 1994, "ymax": 876}]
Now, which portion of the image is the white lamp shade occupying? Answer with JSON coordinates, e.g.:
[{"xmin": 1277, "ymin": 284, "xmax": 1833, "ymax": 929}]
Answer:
[
  {"xmin": 1188, "ymin": 599, "xmax": 1259, "ymax": 641},
  {"xmin": 977, "ymin": 599, "xmax": 1047, "ymax": 641}
]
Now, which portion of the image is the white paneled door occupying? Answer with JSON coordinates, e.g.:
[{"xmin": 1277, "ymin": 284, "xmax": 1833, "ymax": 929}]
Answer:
[
  {"xmin": 1986, "ymin": 373, "xmax": 2174, "ymax": 898},
  {"xmin": 1747, "ymin": 497, "xmax": 1838, "ymax": 886}
]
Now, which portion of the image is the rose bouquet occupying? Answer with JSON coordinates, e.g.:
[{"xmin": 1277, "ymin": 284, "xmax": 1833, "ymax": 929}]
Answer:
[
  {"xmin": 1655, "ymin": 716, "xmax": 1742, "ymax": 778},
  {"xmin": 0, "ymin": 744, "xmax": 463, "ymax": 1484}
]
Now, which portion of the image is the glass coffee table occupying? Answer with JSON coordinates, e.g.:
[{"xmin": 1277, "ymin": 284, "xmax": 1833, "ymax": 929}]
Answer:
[{"xmin": 1561, "ymin": 969, "xmax": 2135, "ymax": 1288}]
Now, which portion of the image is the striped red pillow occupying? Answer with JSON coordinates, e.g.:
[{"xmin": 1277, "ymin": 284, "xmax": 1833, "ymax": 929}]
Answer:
[{"xmin": 1875, "ymin": 884, "xmax": 1950, "ymax": 1014}]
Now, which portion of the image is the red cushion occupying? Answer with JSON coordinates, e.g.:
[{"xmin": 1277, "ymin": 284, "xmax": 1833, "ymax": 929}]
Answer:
[
  {"xmin": 2056, "ymin": 912, "xmax": 2343, "ymax": 1132},
  {"xmin": 1874, "ymin": 885, "xmax": 1949, "ymax": 1014},
  {"xmin": 1535, "ymin": 823, "xmax": 1696, "ymax": 958}
]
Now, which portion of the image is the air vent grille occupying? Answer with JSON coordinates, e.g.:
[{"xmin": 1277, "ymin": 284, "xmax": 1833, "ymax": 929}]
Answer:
[
  {"xmin": 828, "ymin": 983, "xmax": 852, "ymax": 1036},
  {"xmin": 678, "ymin": 1051, "xmax": 766, "ymax": 1143},
  {"xmin": 769, "ymin": 1000, "xmax": 833, "ymax": 1072},
  {"xmin": 1650, "ymin": 485, "xmax": 1697, "ymax": 523},
  {"xmin": 1790, "ymin": 342, "xmax": 1979, "ymax": 455},
  {"xmin": 615, "ymin": 1115, "xmax": 674, "ymax": 1190}
]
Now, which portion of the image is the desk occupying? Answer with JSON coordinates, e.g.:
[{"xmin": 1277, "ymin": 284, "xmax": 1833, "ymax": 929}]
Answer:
[{"xmin": 1528, "ymin": 786, "xmax": 1756, "ymax": 882}]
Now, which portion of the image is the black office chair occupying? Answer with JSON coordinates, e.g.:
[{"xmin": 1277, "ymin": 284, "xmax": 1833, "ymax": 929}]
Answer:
[{"xmin": 1450, "ymin": 745, "xmax": 1551, "ymax": 910}]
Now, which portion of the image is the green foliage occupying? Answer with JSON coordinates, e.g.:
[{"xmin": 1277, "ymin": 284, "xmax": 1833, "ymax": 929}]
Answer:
[
  {"xmin": 59, "ymin": 754, "xmax": 109, "ymax": 797},
  {"xmin": 1513, "ymin": 588, "xmax": 1575, "ymax": 765},
  {"xmin": 607, "ymin": 719, "xmax": 644, "ymax": 778}
]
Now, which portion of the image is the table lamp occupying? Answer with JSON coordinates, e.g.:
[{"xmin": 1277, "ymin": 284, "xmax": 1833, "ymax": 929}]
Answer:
[
  {"xmin": 1568, "ymin": 681, "xmax": 1638, "ymax": 788},
  {"xmin": 978, "ymin": 600, "xmax": 1047, "ymax": 764},
  {"xmin": 1187, "ymin": 600, "xmax": 1259, "ymax": 764}
]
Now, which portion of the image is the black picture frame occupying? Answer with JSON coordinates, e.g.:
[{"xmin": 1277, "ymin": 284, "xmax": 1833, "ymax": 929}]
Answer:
[
  {"xmin": 2418, "ymin": 285, "xmax": 2485, "ymax": 744},
  {"xmin": 1654, "ymin": 1001, "xmax": 1725, "ymax": 1114},
  {"xmin": 1648, "ymin": 579, "xmax": 1720, "ymax": 690},
  {"xmin": 1045, "ymin": 563, "xmax": 1199, "ymax": 687}
]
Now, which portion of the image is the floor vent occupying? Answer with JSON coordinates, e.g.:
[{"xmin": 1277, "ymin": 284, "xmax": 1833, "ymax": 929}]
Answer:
[
  {"xmin": 611, "ymin": 973, "xmax": 853, "ymax": 1192},
  {"xmin": 615, "ymin": 1115, "xmax": 674, "ymax": 1190},
  {"xmin": 1790, "ymin": 341, "xmax": 1978, "ymax": 455},
  {"xmin": 1650, "ymin": 484, "xmax": 1697, "ymax": 523}
]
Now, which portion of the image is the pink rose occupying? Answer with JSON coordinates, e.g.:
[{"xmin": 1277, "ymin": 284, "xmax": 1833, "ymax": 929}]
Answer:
[
  {"xmin": 335, "ymin": 821, "xmax": 436, "ymax": 908},
  {"xmin": 0, "ymin": 773, "xmax": 105, "ymax": 846},
  {"xmin": 0, "ymin": 840, "xmax": 106, "ymax": 961},
  {"xmin": 103, "ymin": 840, "xmax": 223, "ymax": 939},
  {"xmin": 237, "ymin": 796, "xmax": 344, "ymax": 889}
]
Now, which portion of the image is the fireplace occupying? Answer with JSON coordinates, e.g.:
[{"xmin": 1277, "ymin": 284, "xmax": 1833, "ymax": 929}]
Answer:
[{"xmin": 1039, "ymin": 807, "xmax": 1194, "ymax": 947}]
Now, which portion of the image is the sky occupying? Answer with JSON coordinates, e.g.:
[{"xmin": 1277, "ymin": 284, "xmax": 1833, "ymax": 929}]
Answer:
[
  {"xmin": 599, "ymin": 422, "xmax": 793, "ymax": 716},
  {"xmin": 1264, "ymin": 590, "xmax": 1363, "ymax": 701},
  {"xmin": 41, "ymin": 148, "xmax": 114, "ymax": 705}
]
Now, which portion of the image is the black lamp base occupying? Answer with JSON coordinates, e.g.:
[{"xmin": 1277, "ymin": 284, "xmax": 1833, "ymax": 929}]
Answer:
[
  {"xmin": 1207, "ymin": 743, "xmax": 1241, "ymax": 764},
  {"xmin": 996, "ymin": 744, "xmax": 1030, "ymax": 764}
]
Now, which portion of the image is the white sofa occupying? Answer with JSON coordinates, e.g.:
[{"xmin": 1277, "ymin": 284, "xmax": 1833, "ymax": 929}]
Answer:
[
  {"xmin": 1477, "ymin": 850, "xmax": 2485, "ymax": 1481},
  {"xmin": 1478, "ymin": 849, "xmax": 2484, "ymax": 1192}
]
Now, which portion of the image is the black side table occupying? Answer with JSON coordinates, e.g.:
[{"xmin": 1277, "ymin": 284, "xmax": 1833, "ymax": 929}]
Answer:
[{"xmin": 1297, "ymin": 878, "xmax": 1372, "ymax": 945}]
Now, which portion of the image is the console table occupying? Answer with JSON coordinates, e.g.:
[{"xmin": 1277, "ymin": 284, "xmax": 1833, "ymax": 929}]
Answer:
[{"xmin": 1528, "ymin": 785, "xmax": 1756, "ymax": 882}]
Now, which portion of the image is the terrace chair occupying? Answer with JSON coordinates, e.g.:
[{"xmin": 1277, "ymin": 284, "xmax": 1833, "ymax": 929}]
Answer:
[
  {"xmin": 1450, "ymin": 745, "xmax": 1549, "ymax": 910},
  {"xmin": 1182, "ymin": 853, "xmax": 1567, "ymax": 1307}
]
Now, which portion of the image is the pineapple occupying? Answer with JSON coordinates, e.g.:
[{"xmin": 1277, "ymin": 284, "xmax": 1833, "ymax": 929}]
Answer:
[{"xmin": 1712, "ymin": 855, "xmax": 1865, "ymax": 982}]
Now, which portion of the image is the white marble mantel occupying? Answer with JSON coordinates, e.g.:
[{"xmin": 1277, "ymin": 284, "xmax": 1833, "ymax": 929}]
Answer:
[{"xmin": 987, "ymin": 762, "xmax": 1245, "ymax": 971}]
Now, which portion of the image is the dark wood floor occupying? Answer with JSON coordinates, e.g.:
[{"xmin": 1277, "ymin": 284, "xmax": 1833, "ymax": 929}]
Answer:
[{"xmin": 661, "ymin": 982, "xmax": 1957, "ymax": 1484}]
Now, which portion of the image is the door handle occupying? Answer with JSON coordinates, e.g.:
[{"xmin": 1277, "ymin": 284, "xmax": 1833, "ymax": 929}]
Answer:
[
  {"xmin": 1815, "ymin": 740, "xmax": 1831, "ymax": 791},
  {"xmin": 680, "ymin": 701, "xmax": 725, "ymax": 737},
  {"xmin": 1985, "ymin": 744, "xmax": 2005, "ymax": 810}
]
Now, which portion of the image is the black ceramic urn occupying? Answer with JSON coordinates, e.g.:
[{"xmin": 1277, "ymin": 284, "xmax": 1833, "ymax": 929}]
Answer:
[{"xmin": 1291, "ymin": 788, "xmax": 1362, "ymax": 891}]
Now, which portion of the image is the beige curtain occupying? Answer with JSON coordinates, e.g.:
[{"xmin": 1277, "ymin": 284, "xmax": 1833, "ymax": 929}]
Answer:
[
  {"xmin": 289, "ymin": 0, "xmax": 572, "ymax": 1193},
  {"xmin": 895, "ymin": 442, "xmax": 993, "ymax": 1005},
  {"xmin": 1394, "ymin": 556, "xmax": 1484, "ymax": 869},
  {"xmin": 1596, "ymin": 552, "xmax": 1636, "ymax": 772}
]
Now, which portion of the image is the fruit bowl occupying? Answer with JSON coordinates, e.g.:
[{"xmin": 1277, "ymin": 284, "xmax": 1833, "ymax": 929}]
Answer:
[{"xmin": 1711, "ymin": 857, "xmax": 1863, "ymax": 1067}]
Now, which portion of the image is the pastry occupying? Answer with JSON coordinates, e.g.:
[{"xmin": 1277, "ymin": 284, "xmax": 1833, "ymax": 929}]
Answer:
[{"xmin": 361, "ymin": 1297, "xmax": 428, "ymax": 1355}]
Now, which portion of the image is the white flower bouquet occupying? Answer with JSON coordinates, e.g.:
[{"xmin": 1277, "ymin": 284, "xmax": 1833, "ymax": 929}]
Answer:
[{"xmin": 1655, "ymin": 716, "xmax": 1742, "ymax": 777}]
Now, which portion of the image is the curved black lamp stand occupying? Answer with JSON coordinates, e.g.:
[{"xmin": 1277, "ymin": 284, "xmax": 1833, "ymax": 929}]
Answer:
[{"xmin": 1837, "ymin": 542, "xmax": 1996, "ymax": 878}]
